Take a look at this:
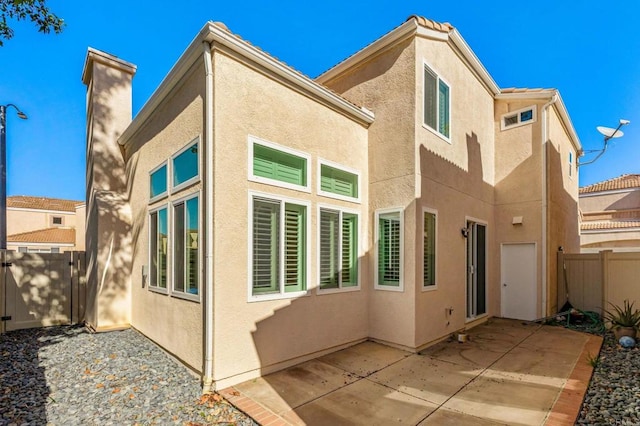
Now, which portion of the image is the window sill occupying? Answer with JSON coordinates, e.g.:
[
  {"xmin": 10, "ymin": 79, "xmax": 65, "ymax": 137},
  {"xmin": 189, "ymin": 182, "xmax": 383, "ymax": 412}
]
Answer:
[
  {"xmin": 247, "ymin": 290, "xmax": 310, "ymax": 303},
  {"xmin": 171, "ymin": 177, "xmax": 200, "ymax": 194},
  {"xmin": 170, "ymin": 291, "xmax": 200, "ymax": 303},
  {"xmin": 149, "ymin": 193, "xmax": 168, "ymax": 205},
  {"xmin": 422, "ymin": 123, "xmax": 451, "ymax": 144},
  {"xmin": 465, "ymin": 313, "xmax": 488, "ymax": 323},
  {"xmin": 148, "ymin": 286, "xmax": 169, "ymax": 295},
  {"xmin": 421, "ymin": 285, "xmax": 438, "ymax": 293},
  {"xmin": 317, "ymin": 286, "xmax": 360, "ymax": 295},
  {"xmin": 249, "ymin": 176, "xmax": 311, "ymax": 194},
  {"xmin": 317, "ymin": 190, "xmax": 360, "ymax": 204},
  {"xmin": 374, "ymin": 284, "xmax": 404, "ymax": 292}
]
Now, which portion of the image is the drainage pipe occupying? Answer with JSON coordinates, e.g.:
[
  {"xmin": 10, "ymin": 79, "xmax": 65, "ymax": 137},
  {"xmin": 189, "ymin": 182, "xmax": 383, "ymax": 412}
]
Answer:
[
  {"xmin": 540, "ymin": 93, "xmax": 557, "ymax": 318},
  {"xmin": 202, "ymin": 41, "xmax": 215, "ymax": 392}
]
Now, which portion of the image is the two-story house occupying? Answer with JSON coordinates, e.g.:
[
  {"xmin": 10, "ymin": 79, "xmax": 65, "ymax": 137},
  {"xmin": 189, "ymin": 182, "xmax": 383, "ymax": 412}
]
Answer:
[{"xmin": 82, "ymin": 16, "xmax": 581, "ymax": 390}]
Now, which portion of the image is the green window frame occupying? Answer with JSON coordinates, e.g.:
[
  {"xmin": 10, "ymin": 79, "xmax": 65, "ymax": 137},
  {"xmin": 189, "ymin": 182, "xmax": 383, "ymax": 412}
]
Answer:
[
  {"xmin": 251, "ymin": 140, "xmax": 308, "ymax": 189},
  {"xmin": 376, "ymin": 210, "xmax": 402, "ymax": 289},
  {"xmin": 424, "ymin": 64, "xmax": 450, "ymax": 139},
  {"xmin": 173, "ymin": 196, "xmax": 199, "ymax": 297},
  {"xmin": 251, "ymin": 195, "xmax": 307, "ymax": 298},
  {"xmin": 319, "ymin": 163, "xmax": 359, "ymax": 200},
  {"xmin": 149, "ymin": 207, "xmax": 168, "ymax": 290},
  {"xmin": 423, "ymin": 210, "xmax": 436, "ymax": 288},
  {"xmin": 172, "ymin": 141, "xmax": 199, "ymax": 190},
  {"xmin": 319, "ymin": 208, "xmax": 358, "ymax": 290},
  {"xmin": 150, "ymin": 163, "xmax": 168, "ymax": 199}
]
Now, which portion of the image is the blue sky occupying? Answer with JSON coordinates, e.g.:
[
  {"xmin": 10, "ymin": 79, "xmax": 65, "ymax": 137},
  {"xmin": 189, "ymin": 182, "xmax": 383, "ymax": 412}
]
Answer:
[{"xmin": 1, "ymin": 0, "xmax": 638, "ymax": 201}]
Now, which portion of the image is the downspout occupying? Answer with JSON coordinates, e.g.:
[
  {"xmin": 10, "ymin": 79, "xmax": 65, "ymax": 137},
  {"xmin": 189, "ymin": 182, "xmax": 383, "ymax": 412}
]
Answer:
[
  {"xmin": 541, "ymin": 94, "xmax": 557, "ymax": 318},
  {"xmin": 202, "ymin": 41, "xmax": 215, "ymax": 393}
]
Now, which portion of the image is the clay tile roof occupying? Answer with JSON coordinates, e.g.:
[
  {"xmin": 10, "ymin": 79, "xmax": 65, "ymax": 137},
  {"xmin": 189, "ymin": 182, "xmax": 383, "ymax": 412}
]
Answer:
[
  {"xmin": 580, "ymin": 174, "xmax": 640, "ymax": 194},
  {"xmin": 409, "ymin": 15, "xmax": 454, "ymax": 33},
  {"xmin": 7, "ymin": 196, "xmax": 84, "ymax": 212},
  {"xmin": 8, "ymin": 227, "xmax": 76, "ymax": 244}
]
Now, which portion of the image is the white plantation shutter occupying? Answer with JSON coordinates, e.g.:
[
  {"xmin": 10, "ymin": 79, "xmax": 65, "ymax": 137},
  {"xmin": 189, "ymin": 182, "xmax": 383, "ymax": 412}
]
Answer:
[
  {"xmin": 424, "ymin": 66, "xmax": 437, "ymax": 130},
  {"xmin": 253, "ymin": 199, "xmax": 280, "ymax": 294},
  {"xmin": 284, "ymin": 204, "xmax": 306, "ymax": 292},
  {"xmin": 341, "ymin": 213, "xmax": 358, "ymax": 286},
  {"xmin": 320, "ymin": 209, "xmax": 339, "ymax": 289},
  {"xmin": 378, "ymin": 213, "xmax": 401, "ymax": 286},
  {"xmin": 423, "ymin": 212, "xmax": 436, "ymax": 287}
]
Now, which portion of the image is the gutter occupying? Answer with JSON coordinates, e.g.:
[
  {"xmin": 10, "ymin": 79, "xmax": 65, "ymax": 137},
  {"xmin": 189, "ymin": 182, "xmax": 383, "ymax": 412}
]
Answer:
[
  {"xmin": 202, "ymin": 41, "xmax": 215, "ymax": 393},
  {"xmin": 540, "ymin": 94, "xmax": 558, "ymax": 318}
]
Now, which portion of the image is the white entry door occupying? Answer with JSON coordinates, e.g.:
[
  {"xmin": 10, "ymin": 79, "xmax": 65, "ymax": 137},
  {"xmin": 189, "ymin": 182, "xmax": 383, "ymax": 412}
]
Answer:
[{"xmin": 501, "ymin": 243, "xmax": 537, "ymax": 321}]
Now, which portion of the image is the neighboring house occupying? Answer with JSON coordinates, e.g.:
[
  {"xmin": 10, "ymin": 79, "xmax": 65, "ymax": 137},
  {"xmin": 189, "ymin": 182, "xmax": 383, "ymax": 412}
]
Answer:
[
  {"xmin": 7, "ymin": 196, "xmax": 86, "ymax": 253},
  {"xmin": 579, "ymin": 174, "xmax": 640, "ymax": 252},
  {"xmin": 81, "ymin": 16, "xmax": 582, "ymax": 391}
]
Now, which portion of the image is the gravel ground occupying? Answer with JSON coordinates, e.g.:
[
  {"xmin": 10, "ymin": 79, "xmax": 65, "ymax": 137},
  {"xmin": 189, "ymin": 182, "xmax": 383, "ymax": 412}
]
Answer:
[
  {"xmin": 576, "ymin": 331, "xmax": 640, "ymax": 425},
  {"xmin": 0, "ymin": 325, "xmax": 257, "ymax": 426}
]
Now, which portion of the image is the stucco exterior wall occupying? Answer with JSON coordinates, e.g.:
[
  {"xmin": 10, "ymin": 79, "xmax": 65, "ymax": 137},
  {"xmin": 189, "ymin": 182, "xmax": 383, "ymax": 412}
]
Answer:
[
  {"xmin": 320, "ymin": 38, "xmax": 418, "ymax": 348},
  {"xmin": 123, "ymin": 61, "xmax": 205, "ymax": 373},
  {"xmin": 7, "ymin": 209, "xmax": 77, "ymax": 235},
  {"xmin": 211, "ymin": 48, "xmax": 370, "ymax": 386},
  {"xmin": 580, "ymin": 190, "xmax": 640, "ymax": 213},
  {"xmin": 546, "ymin": 106, "xmax": 580, "ymax": 314},
  {"xmin": 414, "ymin": 35, "xmax": 497, "ymax": 347}
]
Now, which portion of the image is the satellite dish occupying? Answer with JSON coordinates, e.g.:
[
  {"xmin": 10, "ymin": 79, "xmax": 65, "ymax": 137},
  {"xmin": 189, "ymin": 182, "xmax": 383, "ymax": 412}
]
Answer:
[{"xmin": 597, "ymin": 126, "xmax": 624, "ymax": 139}]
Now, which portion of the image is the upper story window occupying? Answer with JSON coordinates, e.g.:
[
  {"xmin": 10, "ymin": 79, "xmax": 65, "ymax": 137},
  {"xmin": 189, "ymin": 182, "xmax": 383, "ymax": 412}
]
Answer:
[
  {"xmin": 150, "ymin": 163, "xmax": 168, "ymax": 200},
  {"xmin": 501, "ymin": 106, "xmax": 537, "ymax": 130},
  {"xmin": 318, "ymin": 161, "xmax": 359, "ymax": 202},
  {"xmin": 51, "ymin": 216, "xmax": 63, "ymax": 226},
  {"xmin": 424, "ymin": 63, "xmax": 451, "ymax": 140},
  {"xmin": 250, "ymin": 137, "xmax": 310, "ymax": 192},
  {"xmin": 172, "ymin": 139, "xmax": 199, "ymax": 191},
  {"xmin": 569, "ymin": 151, "xmax": 574, "ymax": 178}
]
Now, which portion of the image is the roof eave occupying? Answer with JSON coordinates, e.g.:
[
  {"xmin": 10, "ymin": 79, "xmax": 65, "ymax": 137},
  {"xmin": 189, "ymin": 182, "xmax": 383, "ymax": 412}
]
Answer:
[{"xmin": 119, "ymin": 22, "xmax": 374, "ymax": 146}]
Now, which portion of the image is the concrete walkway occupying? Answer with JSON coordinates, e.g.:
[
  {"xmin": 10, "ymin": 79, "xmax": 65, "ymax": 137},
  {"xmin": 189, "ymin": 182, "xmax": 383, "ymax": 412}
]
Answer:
[{"xmin": 221, "ymin": 319, "xmax": 602, "ymax": 425}]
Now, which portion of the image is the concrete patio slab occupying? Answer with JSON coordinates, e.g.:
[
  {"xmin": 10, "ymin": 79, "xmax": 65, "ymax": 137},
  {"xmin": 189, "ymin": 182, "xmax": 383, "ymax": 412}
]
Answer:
[
  {"xmin": 221, "ymin": 319, "xmax": 603, "ymax": 426},
  {"xmin": 291, "ymin": 378, "xmax": 438, "ymax": 425},
  {"xmin": 317, "ymin": 340, "xmax": 410, "ymax": 377},
  {"xmin": 368, "ymin": 355, "xmax": 480, "ymax": 405}
]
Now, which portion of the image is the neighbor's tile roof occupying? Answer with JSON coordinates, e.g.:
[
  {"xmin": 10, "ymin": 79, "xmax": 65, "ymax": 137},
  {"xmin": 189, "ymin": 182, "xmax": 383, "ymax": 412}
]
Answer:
[
  {"xmin": 580, "ymin": 174, "xmax": 640, "ymax": 194},
  {"xmin": 581, "ymin": 221, "xmax": 640, "ymax": 231},
  {"xmin": 8, "ymin": 227, "xmax": 76, "ymax": 244},
  {"xmin": 7, "ymin": 196, "xmax": 84, "ymax": 212}
]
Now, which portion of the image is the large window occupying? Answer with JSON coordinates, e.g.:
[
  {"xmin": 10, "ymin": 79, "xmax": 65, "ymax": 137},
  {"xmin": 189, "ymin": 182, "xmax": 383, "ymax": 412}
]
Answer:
[
  {"xmin": 150, "ymin": 163, "xmax": 168, "ymax": 200},
  {"xmin": 172, "ymin": 140, "xmax": 199, "ymax": 190},
  {"xmin": 251, "ymin": 194, "xmax": 307, "ymax": 298},
  {"xmin": 424, "ymin": 64, "xmax": 450, "ymax": 139},
  {"xmin": 319, "ymin": 162, "xmax": 359, "ymax": 201},
  {"xmin": 173, "ymin": 196, "xmax": 199, "ymax": 297},
  {"xmin": 319, "ymin": 208, "xmax": 358, "ymax": 291},
  {"xmin": 250, "ymin": 138, "xmax": 309, "ymax": 191},
  {"xmin": 423, "ymin": 209, "xmax": 437, "ymax": 288},
  {"xmin": 376, "ymin": 209, "xmax": 403, "ymax": 290},
  {"xmin": 150, "ymin": 207, "xmax": 168, "ymax": 290}
]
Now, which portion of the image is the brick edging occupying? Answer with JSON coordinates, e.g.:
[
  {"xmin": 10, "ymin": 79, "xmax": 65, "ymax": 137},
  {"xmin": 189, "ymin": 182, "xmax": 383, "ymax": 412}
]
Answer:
[
  {"xmin": 544, "ymin": 334, "xmax": 603, "ymax": 425},
  {"xmin": 219, "ymin": 387, "xmax": 290, "ymax": 426}
]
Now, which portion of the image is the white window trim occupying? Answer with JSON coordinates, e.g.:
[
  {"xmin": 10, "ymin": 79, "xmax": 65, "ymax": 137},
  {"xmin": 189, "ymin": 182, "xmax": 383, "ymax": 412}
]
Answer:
[
  {"xmin": 170, "ymin": 191, "xmax": 201, "ymax": 303},
  {"xmin": 500, "ymin": 105, "xmax": 537, "ymax": 131},
  {"xmin": 374, "ymin": 207, "xmax": 404, "ymax": 292},
  {"xmin": 148, "ymin": 203, "xmax": 170, "ymax": 294},
  {"xmin": 422, "ymin": 60, "xmax": 452, "ymax": 144},
  {"xmin": 568, "ymin": 150, "xmax": 574, "ymax": 180},
  {"xmin": 171, "ymin": 136, "xmax": 201, "ymax": 193},
  {"xmin": 247, "ymin": 190, "xmax": 311, "ymax": 302},
  {"xmin": 422, "ymin": 206, "xmax": 438, "ymax": 292},
  {"xmin": 317, "ymin": 158, "xmax": 361, "ymax": 203},
  {"xmin": 149, "ymin": 161, "xmax": 169, "ymax": 204},
  {"xmin": 248, "ymin": 135, "xmax": 312, "ymax": 193},
  {"xmin": 316, "ymin": 203, "xmax": 361, "ymax": 295}
]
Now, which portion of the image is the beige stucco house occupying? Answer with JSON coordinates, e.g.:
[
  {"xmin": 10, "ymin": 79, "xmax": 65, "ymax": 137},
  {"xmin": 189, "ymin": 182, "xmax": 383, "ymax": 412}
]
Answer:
[
  {"xmin": 82, "ymin": 16, "xmax": 582, "ymax": 390},
  {"xmin": 7, "ymin": 196, "xmax": 86, "ymax": 253},
  {"xmin": 579, "ymin": 174, "xmax": 640, "ymax": 252}
]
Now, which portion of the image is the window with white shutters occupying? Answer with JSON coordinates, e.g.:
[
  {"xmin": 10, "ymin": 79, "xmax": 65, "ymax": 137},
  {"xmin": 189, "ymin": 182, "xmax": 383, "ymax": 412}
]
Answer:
[
  {"xmin": 319, "ymin": 208, "xmax": 358, "ymax": 291},
  {"xmin": 376, "ymin": 210, "xmax": 403, "ymax": 289},
  {"xmin": 251, "ymin": 194, "xmax": 307, "ymax": 298}
]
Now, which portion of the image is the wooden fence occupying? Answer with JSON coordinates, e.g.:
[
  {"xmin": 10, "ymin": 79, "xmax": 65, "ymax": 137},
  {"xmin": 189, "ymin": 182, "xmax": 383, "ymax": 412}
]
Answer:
[{"xmin": 558, "ymin": 250, "xmax": 640, "ymax": 315}]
